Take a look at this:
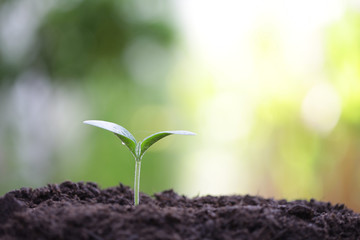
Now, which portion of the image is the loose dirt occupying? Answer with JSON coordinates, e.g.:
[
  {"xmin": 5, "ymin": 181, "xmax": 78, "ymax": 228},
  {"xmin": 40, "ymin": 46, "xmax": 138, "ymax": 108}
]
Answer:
[{"xmin": 0, "ymin": 181, "xmax": 359, "ymax": 239}]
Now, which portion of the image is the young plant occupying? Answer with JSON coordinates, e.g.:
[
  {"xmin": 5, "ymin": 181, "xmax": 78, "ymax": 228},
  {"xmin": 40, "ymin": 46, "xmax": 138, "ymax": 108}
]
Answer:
[{"xmin": 83, "ymin": 120, "xmax": 195, "ymax": 205}]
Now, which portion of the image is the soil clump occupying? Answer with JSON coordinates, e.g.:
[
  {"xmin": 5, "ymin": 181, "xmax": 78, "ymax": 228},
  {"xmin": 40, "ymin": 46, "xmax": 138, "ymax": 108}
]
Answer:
[{"xmin": 0, "ymin": 181, "xmax": 359, "ymax": 240}]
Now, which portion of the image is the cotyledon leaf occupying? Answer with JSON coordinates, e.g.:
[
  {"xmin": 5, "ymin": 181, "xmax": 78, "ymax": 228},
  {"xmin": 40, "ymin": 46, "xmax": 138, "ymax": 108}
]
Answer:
[
  {"xmin": 83, "ymin": 120, "xmax": 137, "ymax": 157},
  {"xmin": 140, "ymin": 130, "xmax": 196, "ymax": 159}
]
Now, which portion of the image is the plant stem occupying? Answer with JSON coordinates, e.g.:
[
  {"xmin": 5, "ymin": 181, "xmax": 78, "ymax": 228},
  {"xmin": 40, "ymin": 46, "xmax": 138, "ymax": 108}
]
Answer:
[{"xmin": 134, "ymin": 160, "xmax": 141, "ymax": 205}]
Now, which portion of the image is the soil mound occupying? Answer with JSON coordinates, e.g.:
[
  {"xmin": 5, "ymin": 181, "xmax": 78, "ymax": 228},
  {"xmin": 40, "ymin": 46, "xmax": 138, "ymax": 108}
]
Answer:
[{"xmin": 0, "ymin": 181, "xmax": 359, "ymax": 239}]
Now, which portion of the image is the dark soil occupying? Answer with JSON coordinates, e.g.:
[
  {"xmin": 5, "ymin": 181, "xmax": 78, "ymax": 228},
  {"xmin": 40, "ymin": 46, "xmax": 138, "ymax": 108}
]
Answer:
[{"xmin": 0, "ymin": 181, "xmax": 359, "ymax": 240}]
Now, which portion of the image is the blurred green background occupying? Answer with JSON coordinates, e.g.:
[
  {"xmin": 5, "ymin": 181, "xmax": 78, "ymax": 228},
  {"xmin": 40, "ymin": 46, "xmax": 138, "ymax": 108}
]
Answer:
[{"xmin": 1, "ymin": 0, "xmax": 360, "ymax": 212}]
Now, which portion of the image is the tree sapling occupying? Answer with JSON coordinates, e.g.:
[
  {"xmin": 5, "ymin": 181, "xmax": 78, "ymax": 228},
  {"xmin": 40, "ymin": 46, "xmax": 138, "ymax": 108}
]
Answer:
[{"xmin": 83, "ymin": 120, "xmax": 195, "ymax": 205}]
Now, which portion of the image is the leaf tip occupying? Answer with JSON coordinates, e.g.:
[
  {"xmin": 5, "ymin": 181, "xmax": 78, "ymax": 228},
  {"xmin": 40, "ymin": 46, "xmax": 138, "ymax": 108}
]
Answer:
[
  {"xmin": 83, "ymin": 120, "xmax": 99, "ymax": 125},
  {"xmin": 175, "ymin": 130, "xmax": 197, "ymax": 136}
]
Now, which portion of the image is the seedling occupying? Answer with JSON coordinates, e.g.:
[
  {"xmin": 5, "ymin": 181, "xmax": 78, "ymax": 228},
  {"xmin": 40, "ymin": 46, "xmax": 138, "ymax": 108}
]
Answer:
[{"xmin": 83, "ymin": 120, "xmax": 195, "ymax": 205}]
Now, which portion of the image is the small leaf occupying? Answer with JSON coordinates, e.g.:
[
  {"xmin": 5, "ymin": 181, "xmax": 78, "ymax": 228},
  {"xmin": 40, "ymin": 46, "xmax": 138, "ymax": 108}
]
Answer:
[
  {"xmin": 140, "ymin": 130, "xmax": 195, "ymax": 159},
  {"xmin": 83, "ymin": 120, "xmax": 137, "ymax": 157}
]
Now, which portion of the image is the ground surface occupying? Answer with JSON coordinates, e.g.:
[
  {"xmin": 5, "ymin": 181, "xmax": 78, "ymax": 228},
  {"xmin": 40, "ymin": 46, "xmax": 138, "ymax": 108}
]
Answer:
[{"xmin": 0, "ymin": 181, "xmax": 359, "ymax": 240}]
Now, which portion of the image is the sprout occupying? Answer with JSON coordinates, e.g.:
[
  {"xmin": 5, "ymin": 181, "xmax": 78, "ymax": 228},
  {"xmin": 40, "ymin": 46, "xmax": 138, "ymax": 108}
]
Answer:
[{"xmin": 83, "ymin": 120, "xmax": 196, "ymax": 205}]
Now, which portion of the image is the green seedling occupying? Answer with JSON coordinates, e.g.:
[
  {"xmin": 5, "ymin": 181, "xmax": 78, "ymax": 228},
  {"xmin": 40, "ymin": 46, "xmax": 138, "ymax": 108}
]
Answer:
[{"xmin": 83, "ymin": 120, "xmax": 195, "ymax": 205}]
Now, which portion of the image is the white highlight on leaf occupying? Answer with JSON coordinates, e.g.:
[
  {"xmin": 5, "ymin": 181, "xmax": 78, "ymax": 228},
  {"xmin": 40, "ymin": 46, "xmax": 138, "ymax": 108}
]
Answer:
[{"xmin": 83, "ymin": 120, "xmax": 136, "ymax": 142}]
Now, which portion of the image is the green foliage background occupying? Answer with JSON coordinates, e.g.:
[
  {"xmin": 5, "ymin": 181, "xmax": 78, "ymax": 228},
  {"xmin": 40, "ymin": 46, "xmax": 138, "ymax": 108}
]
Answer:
[{"xmin": 0, "ymin": 0, "xmax": 360, "ymax": 212}]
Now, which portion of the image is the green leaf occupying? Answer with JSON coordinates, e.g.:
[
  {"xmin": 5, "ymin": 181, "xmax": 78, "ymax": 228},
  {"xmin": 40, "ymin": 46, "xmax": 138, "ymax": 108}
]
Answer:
[
  {"xmin": 140, "ymin": 130, "xmax": 196, "ymax": 159},
  {"xmin": 83, "ymin": 120, "xmax": 137, "ymax": 157}
]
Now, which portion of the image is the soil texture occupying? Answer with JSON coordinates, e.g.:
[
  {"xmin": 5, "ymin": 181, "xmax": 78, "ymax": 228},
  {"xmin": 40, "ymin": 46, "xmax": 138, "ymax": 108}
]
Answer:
[{"xmin": 0, "ymin": 181, "xmax": 359, "ymax": 240}]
